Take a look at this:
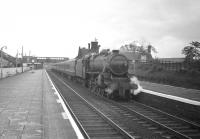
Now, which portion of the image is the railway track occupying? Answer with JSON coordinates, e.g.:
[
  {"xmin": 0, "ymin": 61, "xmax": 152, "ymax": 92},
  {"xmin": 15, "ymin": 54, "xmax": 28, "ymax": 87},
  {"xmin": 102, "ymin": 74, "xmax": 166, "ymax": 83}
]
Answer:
[
  {"xmin": 90, "ymin": 97, "xmax": 200, "ymax": 139},
  {"xmin": 94, "ymin": 93, "xmax": 200, "ymax": 139},
  {"xmin": 48, "ymin": 71, "xmax": 134, "ymax": 139},
  {"xmin": 48, "ymin": 71, "xmax": 200, "ymax": 139},
  {"xmin": 117, "ymin": 101, "xmax": 200, "ymax": 139}
]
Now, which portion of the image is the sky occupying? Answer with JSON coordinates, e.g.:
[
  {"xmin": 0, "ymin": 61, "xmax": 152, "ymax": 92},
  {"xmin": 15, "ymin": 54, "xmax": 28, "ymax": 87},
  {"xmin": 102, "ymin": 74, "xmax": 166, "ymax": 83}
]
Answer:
[{"xmin": 0, "ymin": 0, "xmax": 200, "ymax": 59}]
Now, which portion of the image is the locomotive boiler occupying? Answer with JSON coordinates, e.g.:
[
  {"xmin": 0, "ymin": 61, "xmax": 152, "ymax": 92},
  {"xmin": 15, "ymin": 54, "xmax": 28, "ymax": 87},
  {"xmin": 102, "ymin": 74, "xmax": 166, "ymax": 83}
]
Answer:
[{"xmin": 89, "ymin": 50, "xmax": 128, "ymax": 75}]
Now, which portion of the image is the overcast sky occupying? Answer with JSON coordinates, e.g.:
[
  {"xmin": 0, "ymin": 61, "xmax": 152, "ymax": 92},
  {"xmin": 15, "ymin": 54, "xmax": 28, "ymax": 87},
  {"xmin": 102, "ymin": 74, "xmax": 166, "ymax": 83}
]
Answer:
[{"xmin": 0, "ymin": 0, "xmax": 200, "ymax": 58}]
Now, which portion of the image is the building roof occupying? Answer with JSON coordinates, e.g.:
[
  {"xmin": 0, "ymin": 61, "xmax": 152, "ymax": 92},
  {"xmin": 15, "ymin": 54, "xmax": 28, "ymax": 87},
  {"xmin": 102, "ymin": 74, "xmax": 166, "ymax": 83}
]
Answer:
[
  {"xmin": 76, "ymin": 40, "xmax": 100, "ymax": 59},
  {"xmin": 120, "ymin": 51, "xmax": 140, "ymax": 61},
  {"xmin": 120, "ymin": 51, "xmax": 153, "ymax": 61},
  {"xmin": 77, "ymin": 47, "xmax": 89, "ymax": 58}
]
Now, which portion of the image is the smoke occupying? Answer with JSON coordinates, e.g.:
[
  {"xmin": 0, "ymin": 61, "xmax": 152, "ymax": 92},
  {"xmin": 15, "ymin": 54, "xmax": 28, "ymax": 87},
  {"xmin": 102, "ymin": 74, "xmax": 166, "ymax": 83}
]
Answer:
[
  {"xmin": 105, "ymin": 88, "xmax": 113, "ymax": 95},
  {"xmin": 130, "ymin": 76, "xmax": 143, "ymax": 95},
  {"xmin": 105, "ymin": 76, "xmax": 143, "ymax": 96},
  {"xmin": 105, "ymin": 83, "xmax": 117, "ymax": 95}
]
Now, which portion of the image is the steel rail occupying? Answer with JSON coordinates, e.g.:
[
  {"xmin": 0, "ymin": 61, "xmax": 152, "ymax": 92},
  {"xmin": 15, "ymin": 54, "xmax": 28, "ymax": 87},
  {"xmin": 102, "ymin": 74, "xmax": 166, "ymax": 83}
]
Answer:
[
  {"xmin": 133, "ymin": 100, "xmax": 200, "ymax": 130},
  {"xmin": 49, "ymin": 71, "xmax": 135, "ymax": 139},
  {"xmin": 85, "ymin": 80, "xmax": 199, "ymax": 139},
  {"xmin": 48, "ymin": 71, "xmax": 90, "ymax": 139},
  {"xmin": 112, "ymin": 101, "xmax": 193, "ymax": 139},
  {"xmin": 89, "ymin": 90, "xmax": 194, "ymax": 139}
]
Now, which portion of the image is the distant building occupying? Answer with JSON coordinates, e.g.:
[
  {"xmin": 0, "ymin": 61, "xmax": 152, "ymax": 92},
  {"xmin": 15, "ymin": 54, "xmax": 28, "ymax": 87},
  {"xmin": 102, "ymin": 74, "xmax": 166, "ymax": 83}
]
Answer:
[
  {"xmin": 22, "ymin": 56, "xmax": 68, "ymax": 69},
  {"xmin": 76, "ymin": 40, "xmax": 100, "ymax": 58},
  {"xmin": 77, "ymin": 47, "xmax": 89, "ymax": 58},
  {"xmin": 119, "ymin": 51, "xmax": 152, "ymax": 62},
  {"xmin": 119, "ymin": 44, "xmax": 153, "ymax": 62},
  {"xmin": 0, "ymin": 50, "xmax": 16, "ymax": 67},
  {"xmin": 23, "ymin": 56, "xmax": 68, "ymax": 63},
  {"xmin": 0, "ymin": 58, "xmax": 13, "ymax": 67}
]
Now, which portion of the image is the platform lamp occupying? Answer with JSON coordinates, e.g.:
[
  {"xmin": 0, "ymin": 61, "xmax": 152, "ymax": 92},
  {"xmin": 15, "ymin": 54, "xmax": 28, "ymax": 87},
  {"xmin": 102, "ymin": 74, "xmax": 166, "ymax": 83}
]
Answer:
[{"xmin": 0, "ymin": 46, "xmax": 7, "ymax": 79}]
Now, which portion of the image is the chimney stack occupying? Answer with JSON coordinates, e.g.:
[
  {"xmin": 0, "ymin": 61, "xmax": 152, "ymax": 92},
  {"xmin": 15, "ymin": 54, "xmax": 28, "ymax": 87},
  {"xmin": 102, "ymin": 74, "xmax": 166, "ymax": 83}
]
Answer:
[
  {"xmin": 112, "ymin": 50, "xmax": 119, "ymax": 55},
  {"xmin": 147, "ymin": 45, "xmax": 152, "ymax": 54}
]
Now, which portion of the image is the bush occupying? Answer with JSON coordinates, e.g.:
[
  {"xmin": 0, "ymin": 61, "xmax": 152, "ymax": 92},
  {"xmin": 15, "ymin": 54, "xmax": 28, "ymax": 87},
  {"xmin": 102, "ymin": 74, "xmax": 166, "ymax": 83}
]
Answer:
[{"xmin": 134, "ymin": 64, "xmax": 200, "ymax": 89}]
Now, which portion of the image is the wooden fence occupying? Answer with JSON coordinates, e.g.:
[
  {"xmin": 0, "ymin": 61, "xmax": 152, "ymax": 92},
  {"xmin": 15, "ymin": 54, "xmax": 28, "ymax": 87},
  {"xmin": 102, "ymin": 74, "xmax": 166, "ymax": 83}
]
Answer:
[{"xmin": 134, "ymin": 60, "xmax": 200, "ymax": 72}]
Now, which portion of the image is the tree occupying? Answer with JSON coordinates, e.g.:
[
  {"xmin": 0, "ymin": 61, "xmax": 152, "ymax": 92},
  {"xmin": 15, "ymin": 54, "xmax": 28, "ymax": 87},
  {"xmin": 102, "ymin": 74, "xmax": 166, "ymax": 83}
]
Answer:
[
  {"xmin": 182, "ymin": 41, "xmax": 200, "ymax": 61},
  {"xmin": 120, "ymin": 42, "xmax": 138, "ymax": 52},
  {"xmin": 148, "ymin": 44, "xmax": 157, "ymax": 54},
  {"xmin": 120, "ymin": 41, "xmax": 157, "ymax": 55}
]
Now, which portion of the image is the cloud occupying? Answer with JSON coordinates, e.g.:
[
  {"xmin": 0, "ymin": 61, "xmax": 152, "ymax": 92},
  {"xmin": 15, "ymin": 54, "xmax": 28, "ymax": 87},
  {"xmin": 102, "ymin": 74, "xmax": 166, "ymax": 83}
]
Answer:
[
  {"xmin": 0, "ymin": 0, "xmax": 200, "ymax": 58},
  {"xmin": 154, "ymin": 36, "xmax": 185, "ymax": 58},
  {"xmin": 106, "ymin": 0, "xmax": 200, "ymax": 57}
]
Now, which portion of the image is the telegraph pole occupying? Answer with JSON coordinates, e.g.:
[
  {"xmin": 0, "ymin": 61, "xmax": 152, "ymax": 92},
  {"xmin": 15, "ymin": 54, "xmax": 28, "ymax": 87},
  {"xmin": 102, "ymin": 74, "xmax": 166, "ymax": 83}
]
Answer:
[
  {"xmin": 28, "ymin": 50, "xmax": 31, "ymax": 64},
  {"xmin": 16, "ymin": 49, "xmax": 18, "ymax": 73},
  {"xmin": 21, "ymin": 46, "xmax": 23, "ymax": 73}
]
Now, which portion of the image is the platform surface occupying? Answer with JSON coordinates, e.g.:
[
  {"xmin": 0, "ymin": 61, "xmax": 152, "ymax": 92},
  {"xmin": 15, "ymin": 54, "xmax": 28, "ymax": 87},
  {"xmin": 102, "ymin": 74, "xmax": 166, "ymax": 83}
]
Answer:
[
  {"xmin": 0, "ymin": 69, "xmax": 78, "ymax": 139},
  {"xmin": 140, "ymin": 81, "xmax": 200, "ymax": 102}
]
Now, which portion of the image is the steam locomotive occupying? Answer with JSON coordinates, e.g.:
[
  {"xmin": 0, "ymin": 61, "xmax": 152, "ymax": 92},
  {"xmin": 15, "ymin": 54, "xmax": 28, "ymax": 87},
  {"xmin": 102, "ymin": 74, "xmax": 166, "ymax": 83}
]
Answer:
[{"xmin": 51, "ymin": 41, "xmax": 141, "ymax": 100}]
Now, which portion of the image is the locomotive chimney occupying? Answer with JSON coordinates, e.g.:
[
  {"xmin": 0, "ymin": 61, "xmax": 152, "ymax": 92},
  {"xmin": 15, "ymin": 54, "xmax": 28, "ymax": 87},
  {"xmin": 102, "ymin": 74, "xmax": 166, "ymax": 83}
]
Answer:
[{"xmin": 112, "ymin": 50, "xmax": 119, "ymax": 55}]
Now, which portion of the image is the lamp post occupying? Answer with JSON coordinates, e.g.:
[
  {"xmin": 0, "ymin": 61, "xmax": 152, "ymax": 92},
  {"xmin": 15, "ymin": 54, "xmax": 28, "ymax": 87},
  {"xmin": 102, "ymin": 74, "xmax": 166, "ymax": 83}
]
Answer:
[
  {"xmin": 21, "ymin": 46, "xmax": 23, "ymax": 73},
  {"xmin": 0, "ymin": 46, "xmax": 7, "ymax": 79}
]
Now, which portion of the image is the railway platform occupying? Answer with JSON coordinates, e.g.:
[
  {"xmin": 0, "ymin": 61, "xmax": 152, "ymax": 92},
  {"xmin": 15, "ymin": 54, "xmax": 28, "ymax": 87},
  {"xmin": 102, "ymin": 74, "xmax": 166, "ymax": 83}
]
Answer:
[
  {"xmin": 140, "ymin": 81, "xmax": 200, "ymax": 103},
  {"xmin": 137, "ymin": 81, "xmax": 200, "ymax": 123},
  {"xmin": 0, "ymin": 69, "xmax": 81, "ymax": 139}
]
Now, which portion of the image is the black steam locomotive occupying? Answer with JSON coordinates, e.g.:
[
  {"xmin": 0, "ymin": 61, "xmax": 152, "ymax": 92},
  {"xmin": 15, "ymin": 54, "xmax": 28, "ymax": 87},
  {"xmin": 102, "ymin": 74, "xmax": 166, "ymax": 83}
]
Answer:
[{"xmin": 51, "ymin": 41, "xmax": 141, "ymax": 100}]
